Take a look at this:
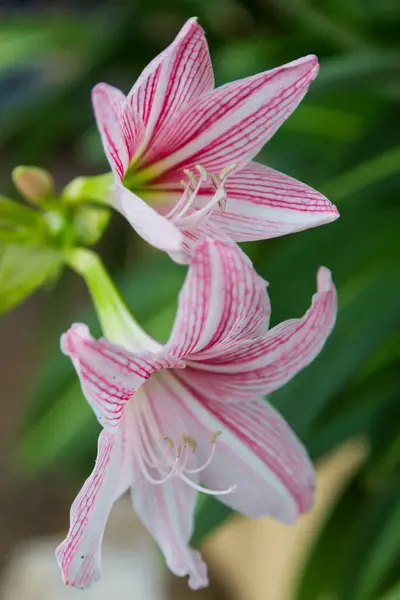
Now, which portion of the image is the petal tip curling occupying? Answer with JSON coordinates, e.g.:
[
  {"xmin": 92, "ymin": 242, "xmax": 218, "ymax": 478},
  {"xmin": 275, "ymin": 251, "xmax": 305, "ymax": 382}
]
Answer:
[
  {"xmin": 317, "ymin": 266, "xmax": 333, "ymax": 292},
  {"xmin": 60, "ymin": 323, "xmax": 90, "ymax": 356}
]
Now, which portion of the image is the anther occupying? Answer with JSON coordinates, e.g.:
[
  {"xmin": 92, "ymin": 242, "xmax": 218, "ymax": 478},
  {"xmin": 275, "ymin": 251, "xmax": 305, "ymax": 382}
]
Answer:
[
  {"xmin": 220, "ymin": 163, "xmax": 237, "ymax": 180},
  {"xmin": 183, "ymin": 169, "xmax": 197, "ymax": 189},
  {"xmin": 210, "ymin": 430, "xmax": 222, "ymax": 444},
  {"xmin": 163, "ymin": 435, "xmax": 174, "ymax": 451},
  {"xmin": 181, "ymin": 434, "xmax": 197, "ymax": 452},
  {"xmin": 195, "ymin": 165, "xmax": 208, "ymax": 182},
  {"xmin": 210, "ymin": 173, "xmax": 221, "ymax": 190}
]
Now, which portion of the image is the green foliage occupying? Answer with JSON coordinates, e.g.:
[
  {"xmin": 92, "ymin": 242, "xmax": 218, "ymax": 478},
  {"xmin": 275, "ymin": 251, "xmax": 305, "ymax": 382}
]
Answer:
[
  {"xmin": 1, "ymin": 0, "xmax": 399, "ymax": 597},
  {"xmin": 0, "ymin": 245, "xmax": 62, "ymax": 314}
]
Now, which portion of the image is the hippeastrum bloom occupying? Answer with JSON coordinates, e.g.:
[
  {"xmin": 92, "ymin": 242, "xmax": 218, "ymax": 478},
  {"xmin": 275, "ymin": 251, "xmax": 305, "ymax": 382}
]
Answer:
[
  {"xmin": 56, "ymin": 240, "xmax": 337, "ymax": 589},
  {"xmin": 91, "ymin": 18, "xmax": 339, "ymax": 263}
]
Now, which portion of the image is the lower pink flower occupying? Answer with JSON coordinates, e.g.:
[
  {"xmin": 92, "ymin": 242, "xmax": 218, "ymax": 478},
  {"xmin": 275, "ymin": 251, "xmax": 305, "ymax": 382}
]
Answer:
[{"xmin": 56, "ymin": 240, "xmax": 337, "ymax": 589}]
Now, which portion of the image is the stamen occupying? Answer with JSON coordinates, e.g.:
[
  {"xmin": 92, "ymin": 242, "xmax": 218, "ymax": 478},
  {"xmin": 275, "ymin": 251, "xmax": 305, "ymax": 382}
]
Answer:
[
  {"xmin": 182, "ymin": 433, "xmax": 197, "ymax": 453},
  {"xmin": 195, "ymin": 165, "xmax": 208, "ymax": 182},
  {"xmin": 135, "ymin": 405, "xmax": 236, "ymax": 496},
  {"xmin": 220, "ymin": 163, "xmax": 237, "ymax": 180},
  {"xmin": 165, "ymin": 163, "xmax": 235, "ymax": 229},
  {"xmin": 183, "ymin": 168, "xmax": 198, "ymax": 189},
  {"xmin": 179, "ymin": 473, "xmax": 237, "ymax": 496},
  {"xmin": 210, "ymin": 430, "xmax": 222, "ymax": 444},
  {"xmin": 163, "ymin": 435, "xmax": 174, "ymax": 451}
]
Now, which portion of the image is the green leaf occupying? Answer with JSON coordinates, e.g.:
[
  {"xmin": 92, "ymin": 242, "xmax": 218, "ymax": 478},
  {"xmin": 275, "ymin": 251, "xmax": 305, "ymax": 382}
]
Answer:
[
  {"xmin": 322, "ymin": 147, "xmax": 400, "ymax": 202},
  {"xmin": 378, "ymin": 582, "xmax": 400, "ymax": 600},
  {"xmin": 353, "ymin": 502, "xmax": 400, "ymax": 600},
  {"xmin": 295, "ymin": 473, "xmax": 365, "ymax": 600},
  {"xmin": 0, "ymin": 245, "xmax": 62, "ymax": 314},
  {"xmin": 311, "ymin": 51, "xmax": 400, "ymax": 96},
  {"xmin": 0, "ymin": 195, "xmax": 41, "ymax": 228},
  {"xmin": 307, "ymin": 363, "xmax": 399, "ymax": 460}
]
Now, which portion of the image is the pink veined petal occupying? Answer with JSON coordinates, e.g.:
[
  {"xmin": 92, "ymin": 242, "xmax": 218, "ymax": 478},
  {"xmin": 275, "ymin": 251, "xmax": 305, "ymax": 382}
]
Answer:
[
  {"xmin": 167, "ymin": 240, "xmax": 270, "ymax": 360},
  {"xmin": 61, "ymin": 323, "xmax": 175, "ymax": 431},
  {"xmin": 185, "ymin": 267, "xmax": 337, "ymax": 401},
  {"xmin": 56, "ymin": 429, "xmax": 128, "ymax": 589},
  {"xmin": 113, "ymin": 183, "xmax": 184, "ymax": 258},
  {"xmin": 207, "ymin": 161, "xmax": 339, "ymax": 241},
  {"xmin": 127, "ymin": 18, "xmax": 214, "ymax": 156},
  {"xmin": 130, "ymin": 377, "xmax": 208, "ymax": 589},
  {"xmin": 178, "ymin": 217, "xmax": 232, "ymax": 263},
  {"xmin": 142, "ymin": 55, "xmax": 319, "ymax": 174},
  {"xmin": 131, "ymin": 477, "xmax": 207, "ymax": 589},
  {"xmin": 92, "ymin": 83, "xmax": 143, "ymax": 178},
  {"xmin": 160, "ymin": 371, "xmax": 313, "ymax": 522}
]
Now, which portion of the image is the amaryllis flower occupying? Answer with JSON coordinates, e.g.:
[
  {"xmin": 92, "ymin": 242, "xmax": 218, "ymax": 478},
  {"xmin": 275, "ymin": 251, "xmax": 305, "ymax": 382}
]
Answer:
[
  {"xmin": 56, "ymin": 240, "xmax": 337, "ymax": 589},
  {"xmin": 92, "ymin": 18, "xmax": 339, "ymax": 263}
]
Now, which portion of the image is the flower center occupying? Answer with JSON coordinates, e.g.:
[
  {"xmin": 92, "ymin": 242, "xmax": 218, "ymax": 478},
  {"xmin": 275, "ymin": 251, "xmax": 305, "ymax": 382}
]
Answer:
[
  {"xmin": 131, "ymin": 399, "xmax": 235, "ymax": 496},
  {"xmin": 165, "ymin": 164, "xmax": 236, "ymax": 230}
]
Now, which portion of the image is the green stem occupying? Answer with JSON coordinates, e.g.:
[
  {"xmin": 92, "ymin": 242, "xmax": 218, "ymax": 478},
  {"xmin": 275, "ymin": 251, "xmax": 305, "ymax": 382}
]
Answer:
[{"xmin": 65, "ymin": 247, "xmax": 151, "ymax": 348}]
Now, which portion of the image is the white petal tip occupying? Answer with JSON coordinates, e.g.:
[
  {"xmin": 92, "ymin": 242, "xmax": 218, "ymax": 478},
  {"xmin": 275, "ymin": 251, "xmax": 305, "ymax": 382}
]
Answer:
[
  {"xmin": 317, "ymin": 267, "xmax": 333, "ymax": 292},
  {"xmin": 61, "ymin": 323, "xmax": 90, "ymax": 355}
]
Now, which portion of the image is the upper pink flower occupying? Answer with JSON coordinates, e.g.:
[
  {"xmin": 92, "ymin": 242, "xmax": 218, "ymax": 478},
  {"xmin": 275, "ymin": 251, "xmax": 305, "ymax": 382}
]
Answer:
[
  {"xmin": 92, "ymin": 18, "xmax": 339, "ymax": 263},
  {"xmin": 56, "ymin": 240, "xmax": 337, "ymax": 589}
]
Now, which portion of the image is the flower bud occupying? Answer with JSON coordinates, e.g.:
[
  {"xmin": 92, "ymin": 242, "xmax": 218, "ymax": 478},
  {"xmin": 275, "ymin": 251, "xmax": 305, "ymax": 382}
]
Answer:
[{"xmin": 12, "ymin": 166, "xmax": 55, "ymax": 204}]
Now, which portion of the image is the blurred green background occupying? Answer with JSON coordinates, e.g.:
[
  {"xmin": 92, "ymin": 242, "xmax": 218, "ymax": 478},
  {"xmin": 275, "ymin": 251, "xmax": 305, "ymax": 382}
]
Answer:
[{"xmin": 0, "ymin": 1, "xmax": 399, "ymax": 599}]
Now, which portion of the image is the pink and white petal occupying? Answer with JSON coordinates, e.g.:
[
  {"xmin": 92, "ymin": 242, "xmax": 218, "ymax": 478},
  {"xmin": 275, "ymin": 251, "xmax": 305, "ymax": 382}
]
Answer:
[
  {"xmin": 113, "ymin": 183, "xmax": 184, "ymax": 259},
  {"xmin": 131, "ymin": 476, "xmax": 207, "ymax": 589},
  {"xmin": 178, "ymin": 217, "xmax": 232, "ymax": 263},
  {"xmin": 143, "ymin": 55, "xmax": 319, "ymax": 174},
  {"xmin": 161, "ymin": 371, "xmax": 314, "ymax": 522},
  {"xmin": 212, "ymin": 161, "xmax": 339, "ymax": 241},
  {"xmin": 130, "ymin": 377, "xmax": 208, "ymax": 589},
  {"xmin": 167, "ymin": 240, "xmax": 270, "ymax": 360},
  {"xmin": 92, "ymin": 83, "xmax": 142, "ymax": 179},
  {"xmin": 186, "ymin": 267, "xmax": 337, "ymax": 401},
  {"xmin": 61, "ymin": 323, "xmax": 175, "ymax": 431},
  {"xmin": 128, "ymin": 18, "xmax": 214, "ymax": 155},
  {"xmin": 56, "ymin": 429, "xmax": 127, "ymax": 589}
]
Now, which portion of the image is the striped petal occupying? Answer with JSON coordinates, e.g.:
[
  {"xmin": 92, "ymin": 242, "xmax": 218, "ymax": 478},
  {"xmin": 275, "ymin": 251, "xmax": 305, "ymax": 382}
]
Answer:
[
  {"xmin": 113, "ymin": 183, "xmax": 184, "ymax": 259},
  {"xmin": 92, "ymin": 83, "xmax": 143, "ymax": 179},
  {"xmin": 185, "ymin": 267, "xmax": 337, "ymax": 401},
  {"xmin": 128, "ymin": 18, "xmax": 213, "ymax": 157},
  {"xmin": 130, "ymin": 376, "xmax": 208, "ymax": 590},
  {"xmin": 167, "ymin": 240, "xmax": 270, "ymax": 360},
  {"xmin": 211, "ymin": 161, "xmax": 339, "ymax": 241},
  {"xmin": 56, "ymin": 428, "xmax": 129, "ymax": 588},
  {"xmin": 161, "ymin": 371, "xmax": 314, "ymax": 522},
  {"xmin": 143, "ymin": 54, "xmax": 319, "ymax": 175},
  {"xmin": 61, "ymin": 323, "xmax": 175, "ymax": 431}
]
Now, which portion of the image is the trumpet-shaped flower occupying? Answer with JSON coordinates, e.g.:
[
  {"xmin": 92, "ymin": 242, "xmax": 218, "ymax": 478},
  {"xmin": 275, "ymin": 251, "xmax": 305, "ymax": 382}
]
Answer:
[
  {"xmin": 56, "ymin": 240, "xmax": 337, "ymax": 589},
  {"xmin": 92, "ymin": 18, "xmax": 339, "ymax": 262}
]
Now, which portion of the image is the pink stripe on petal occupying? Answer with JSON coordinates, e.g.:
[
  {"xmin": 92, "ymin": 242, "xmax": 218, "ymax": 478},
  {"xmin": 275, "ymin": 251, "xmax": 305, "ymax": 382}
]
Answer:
[
  {"xmin": 144, "ymin": 55, "xmax": 318, "ymax": 174},
  {"xmin": 61, "ymin": 323, "xmax": 173, "ymax": 431},
  {"xmin": 92, "ymin": 83, "xmax": 142, "ymax": 178},
  {"xmin": 131, "ymin": 477, "xmax": 208, "ymax": 589},
  {"xmin": 56, "ymin": 430, "xmax": 125, "ymax": 589},
  {"xmin": 167, "ymin": 240, "xmax": 270, "ymax": 360},
  {"xmin": 200, "ymin": 397, "xmax": 315, "ymax": 515},
  {"xmin": 159, "ymin": 371, "xmax": 305, "ymax": 522},
  {"xmin": 130, "ymin": 377, "xmax": 208, "ymax": 589},
  {"xmin": 212, "ymin": 161, "xmax": 339, "ymax": 241},
  {"xmin": 128, "ymin": 18, "xmax": 213, "ymax": 155},
  {"xmin": 186, "ymin": 267, "xmax": 337, "ymax": 400}
]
